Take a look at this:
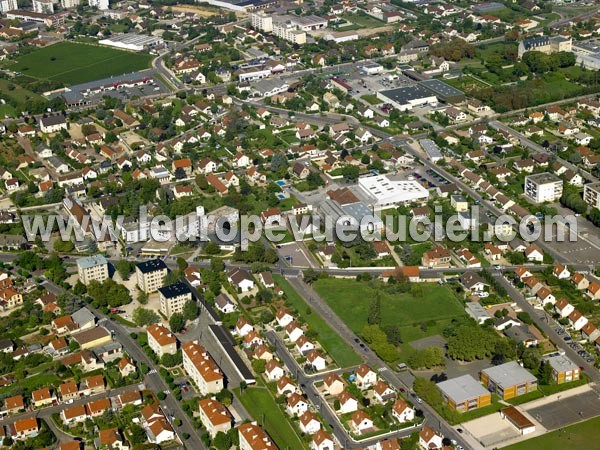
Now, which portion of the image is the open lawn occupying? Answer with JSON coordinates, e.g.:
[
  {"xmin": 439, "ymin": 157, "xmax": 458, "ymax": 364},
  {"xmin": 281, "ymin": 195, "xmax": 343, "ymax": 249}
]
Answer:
[
  {"xmin": 8, "ymin": 42, "xmax": 152, "ymax": 85},
  {"xmin": 0, "ymin": 372, "xmax": 61, "ymax": 396},
  {"xmin": 505, "ymin": 415, "xmax": 600, "ymax": 450},
  {"xmin": 313, "ymin": 278, "xmax": 466, "ymax": 342},
  {"xmin": 341, "ymin": 12, "xmax": 384, "ymax": 28},
  {"xmin": 0, "ymin": 78, "xmax": 44, "ymax": 114},
  {"xmin": 274, "ymin": 275, "xmax": 361, "ymax": 368},
  {"xmin": 235, "ymin": 386, "xmax": 306, "ymax": 450}
]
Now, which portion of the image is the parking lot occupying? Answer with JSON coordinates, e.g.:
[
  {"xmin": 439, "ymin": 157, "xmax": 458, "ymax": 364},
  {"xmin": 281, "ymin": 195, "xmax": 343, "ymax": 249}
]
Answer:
[
  {"xmin": 523, "ymin": 386, "xmax": 600, "ymax": 430},
  {"xmin": 277, "ymin": 242, "xmax": 315, "ymax": 268},
  {"xmin": 552, "ymin": 322, "xmax": 596, "ymax": 364}
]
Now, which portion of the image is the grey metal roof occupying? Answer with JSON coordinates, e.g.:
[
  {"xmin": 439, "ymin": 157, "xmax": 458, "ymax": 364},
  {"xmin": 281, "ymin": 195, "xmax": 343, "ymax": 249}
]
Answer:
[
  {"xmin": 482, "ymin": 361, "xmax": 537, "ymax": 388},
  {"xmin": 72, "ymin": 307, "xmax": 96, "ymax": 328},
  {"xmin": 379, "ymin": 85, "xmax": 435, "ymax": 105},
  {"xmin": 437, "ymin": 374, "xmax": 489, "ymax": 403},
  {"xmin": 77, "ymin": 255, "xmax": 107, "ymax": 270}
]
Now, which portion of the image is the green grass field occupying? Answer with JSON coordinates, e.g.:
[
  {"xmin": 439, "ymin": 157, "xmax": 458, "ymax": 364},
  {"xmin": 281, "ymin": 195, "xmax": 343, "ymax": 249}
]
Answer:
[
  {"xmin": 8, "ymin": 42, "xmax": 152, "ymax": 85},
  {"xmin": 235, "ymin": 386, "xmax": 306, "ymax": 450},
  {"xmin": 313, "ymin": 279, "xmax": 466, "ymax": 342},
  {"xmin": 505, "ymin": 416, "xmax": 600, "ymax": 450},
  {"xmin": 274, "ymin": 275, "xmax": 362, "ymax": 368}
]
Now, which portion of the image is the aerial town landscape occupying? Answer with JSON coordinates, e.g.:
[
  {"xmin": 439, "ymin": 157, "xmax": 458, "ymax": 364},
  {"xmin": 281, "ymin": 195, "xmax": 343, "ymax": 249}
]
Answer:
[{"xmin": 0, "ymin": 0, "xmax": 600, "ymax": 449}]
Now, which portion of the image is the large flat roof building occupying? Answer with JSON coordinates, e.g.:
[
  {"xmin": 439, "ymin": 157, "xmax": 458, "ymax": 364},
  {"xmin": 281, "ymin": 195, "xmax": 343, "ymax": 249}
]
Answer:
[
  {"xmin": 437, "ymin": 374, "xmax": 491, "ymax": 412},
  {"xmin": 99, "ymin": 34, "xmax": 163, "ymax": 51},
  {"xmin": 377, "ymin": 86, "xmax": 438, "ymax": 111},
  {"xmin": 357, "ymin": 175, "xmax": 429, "ymax": 210},
  {"xmin": 481, "ymin": 361, "xmax": 537, "ymax": 400},
  {"xmin": 419, "ymin": 79, "xmax": 465, "ymax": 104}
]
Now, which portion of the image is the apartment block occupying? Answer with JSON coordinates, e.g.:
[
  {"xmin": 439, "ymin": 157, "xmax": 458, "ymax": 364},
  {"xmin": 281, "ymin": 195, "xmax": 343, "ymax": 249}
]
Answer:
[
  {"xmin": 158, "ymin": 282, "xmax": 192, "ymax": 319},
  {"xmin": 77, "ymin": 255, "xmax": 109, "ymax": 286},
  {"xmin": 583, "ymin": 182, "xmax": 600, "ymax": 209},
  {"xmin": 524, "ymin": 173, "xmax": 563, "ymax": 203},
  {"xmin": 546, "ymin": 354, "xmax": 580, "ymax": 384},
  {"xmin": 182, "ymin": 341, "xmax": 223, "ymax": 395},
  {"xmin": 147, "ymin": 324, "xmax": 177, "ymax": 358},
  {"xmin": 136, "ymin": 259, "xmax": 168, "ymax": 294}
]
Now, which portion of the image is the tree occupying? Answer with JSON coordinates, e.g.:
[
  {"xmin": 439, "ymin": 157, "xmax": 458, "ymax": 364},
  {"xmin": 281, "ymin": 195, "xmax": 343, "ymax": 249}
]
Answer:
[
  {"xmin": 73, "ymin": 281, "xmax": 86, "ymax": 296},
  {"xmin": 161, "ymin": 351, "xmax": 182, "ymax": 368},
  {"xmin": 341, "ymin": 165, "xmax": 360, "ymax": 181},
  {"xmin": 407, "ymin": 347, "xmax": 445, "ymax": 369},
  {"xmin": 129, "ymin": 424, "xmax": 146, "ymax": 445},
  {"xmin": 270, "ymin": 153, "xmax": 288, "ymax": 173},
  {"xmin": 132, "ymin": 307, "xmax": 159, "ymax": 326},
  {"xmin": 446, "ymin": 325, "xmax": 500, "ymax": 361},
  {"xmin": 204, "ymin": 241, "xmax": 221, "ymax": 255},
  {"xmin": 169, "ymin": 313, "xmax": 185, "ymax": 333},
  {"xmin": 367, "ymin": 293, "xmax": 381, "ymax": 325},
  {"xmin": 182, "ymin": 301, "xmax": 199, "ymax": 321},
  {"xmin": 539, "ymin": 360, "xmax": 553, "ymax": 384},
  {"xmin": 303, "ymin": 268, "xmax": 321, "ymax": 284},
  {"xmin": 521, "ymin": 347, "xmax": 541, "ymax": 370},
  {"xmin": 517, "ymin": 311, "xmax": 532, "ymax": 325},
  {"xmin": 213, "ymin": 432, "xmax": 232, "ymax": 450}
]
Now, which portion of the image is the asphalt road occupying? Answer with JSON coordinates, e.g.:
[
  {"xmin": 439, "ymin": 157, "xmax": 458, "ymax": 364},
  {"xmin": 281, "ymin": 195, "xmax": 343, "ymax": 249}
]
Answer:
[
  {"xmin": 285, "ymin": 275, "xmax": 471, "ymax": 450},
  {"xmin": 493, "ymin": 273, "xmax": 600, "ymax": 382},
  {"xmin": 0, "ymin": 383, "xmax": 142, "ymax": 426},
  {"xmin": 265, "ymin": 329, "xmax": 420, "ymax": 448},
  {"xmin": 41, "ymin": 280, "xmax": 207, "ymax": 450}
]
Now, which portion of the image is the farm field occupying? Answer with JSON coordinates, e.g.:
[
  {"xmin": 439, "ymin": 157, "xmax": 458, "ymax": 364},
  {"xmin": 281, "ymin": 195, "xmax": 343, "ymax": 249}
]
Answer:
[
  {"xmin": 7, "ymin": 42, "xmax": 152, "ymax": 86},
  {"xmin": 313, "ymin": 278, "xmax": 466, "ymax": 343}
]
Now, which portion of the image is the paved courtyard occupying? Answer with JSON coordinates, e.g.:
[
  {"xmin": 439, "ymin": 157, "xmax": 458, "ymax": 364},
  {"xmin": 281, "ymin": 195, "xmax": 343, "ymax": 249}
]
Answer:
[{"xmin": 523, "ymin": 386, "xmax": 600, "ymax": 430}]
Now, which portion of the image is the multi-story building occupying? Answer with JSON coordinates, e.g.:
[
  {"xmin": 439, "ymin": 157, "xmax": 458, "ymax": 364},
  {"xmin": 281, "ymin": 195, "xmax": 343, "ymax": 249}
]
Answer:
[
  {"xmin": 0, "ymin": 0, "xmax": 17, "ymax": 12},
  {"xmin": 251, "ymin": 12, "xmax": 307, "ymax": 44},
  {"xmin": 88, "ymin": 0, "xmax": 109, "ymax": 9},
  {"xmin": 436, "ymin": 375, "xmax": 491, "ymax": 412},
  {"xmin": 147, "ymin": 324, "xmax": 177, "ymax": 358},
  {"xmin": 136, "ymin": 259, "xmax": 168, "ymax": 294},
  {"xmin": 32, "ymin": 0, "xmax": 54, "ymax": 13},
  {"xmin": 481, "ymin": 361, "xmax": 538, "ymax": 400},
  {"xmin": 584, "ymin": 182, "xmax": 600, "ymax": 209},
  {"xmin": 524, "ymin": 173, "xmax": 563, "ymax": 203},
  {"xmin": 77, "ymin": 255, "xmax": 109, "ymax": 286},
  {"xmin": 238, "ymin": 422, "xmax": 276, "ymax": 450},
  {"xmin": 181, "ymin": 341, "xmax": 223, "ymax": 395},
  {"xmin": 198, "ymin": 398, "xmax": 231, "ymax": 438},
  {"xmin": 158, "ymin": 282, "xmax": 192, "ymax": 319},
  {"xmin": 545, "ymin": 354, "xmax": 580, "ymax": 384},
  {"xmin": 60, "ymin": 0, "xmax": 81, "ymax": 8},
  {"xmin": 518, "ymin": 35, "xmax": 572, "ymax": 59}
]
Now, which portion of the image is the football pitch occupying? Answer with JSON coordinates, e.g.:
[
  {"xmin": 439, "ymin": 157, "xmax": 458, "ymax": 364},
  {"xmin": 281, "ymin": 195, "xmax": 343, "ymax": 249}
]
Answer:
[{"xmin": 9, "ymin": 41, "xmax": 153, "ymax": 86}]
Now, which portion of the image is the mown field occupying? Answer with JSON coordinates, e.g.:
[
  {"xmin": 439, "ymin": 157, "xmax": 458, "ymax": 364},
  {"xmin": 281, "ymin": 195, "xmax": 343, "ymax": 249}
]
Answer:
[
  {"xmin": 8, "ymin": 41, "xmax": 152, "ymax": 85},
  {"xmin": 505, "ymin": 416, "xmax": 600, "ymax": 450},
  {"xmin": 313, "ymin": 278, "xmax": 466, "ymax": 343}
]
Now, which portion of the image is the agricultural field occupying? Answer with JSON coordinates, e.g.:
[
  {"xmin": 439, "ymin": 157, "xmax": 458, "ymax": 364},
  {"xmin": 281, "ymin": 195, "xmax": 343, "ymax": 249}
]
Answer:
[
  {"xmin": 7, "ymin": 42, "xmax": 152, "ymax": 86},
  {"xmin": 313, "ymin": 278, "xmax": 466, "ymax": 343}
]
